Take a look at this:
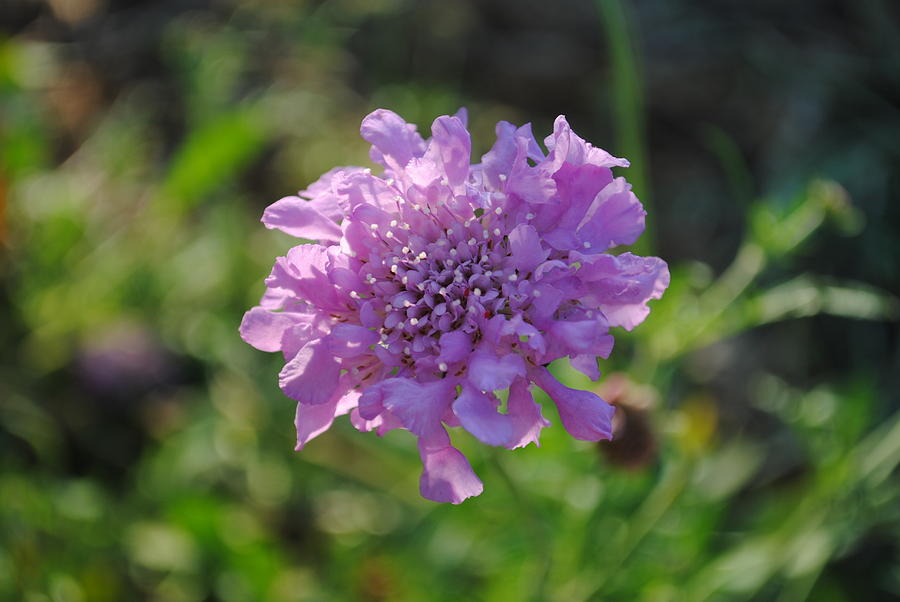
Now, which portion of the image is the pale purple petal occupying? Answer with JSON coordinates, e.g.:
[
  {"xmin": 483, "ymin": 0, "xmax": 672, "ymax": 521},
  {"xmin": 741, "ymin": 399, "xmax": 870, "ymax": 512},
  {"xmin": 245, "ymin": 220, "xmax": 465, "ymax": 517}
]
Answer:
[
  {"xmin": 507, "ymin": 224, "xmax": 548, "ymax": 273},
  {"xmin": 467, "ymin": 349, "xmax": 526, "ymax": 392},
  {"xmin": 506, "ymin": 378, "xmax": 551, "ymax": 449},
  {"xmin": 279, "ymin": 339, "xmax": 341, "ymax": 405},
  {"xmin": 570, "ymin": 354, "xmax": 601, "ymax": 381},
  {"xmin": 438, "ymin": 331, "xmax": 471, "ymax": 363},
  {"xmin": 532, "ymin": 367, "xmax": 615, "ymax": 441},
  {"xmin": 360, "ymin": 109, "xmax": 426, "ymax": 172},
  {"xmin": 452, "ymin": 385, "xmax": 512, "ymax": 446},
  {"xmin": 369, "ymin": 378, "xmax": 456, "ymax": 437},
  {"xmin": 262, "ymin": 196, "xmax": 342, "ymax": 243},
  {"xmin": 576, "ymin": 252, "xmax": 670, "ymax": 330},
  {"xmin": 239, "ymin": 307, "xmax": 300, "ymax": 353},
  {"xmin": 327, "ymin": 323, "xmax": 378, "ymax": 358},
  {"xmin": 418, "ymin": 428, "xmax": 483, "ymax": 504},
  {"xmin": 577, "ymin": 177, "xmax": 646, "ymax": 251}
]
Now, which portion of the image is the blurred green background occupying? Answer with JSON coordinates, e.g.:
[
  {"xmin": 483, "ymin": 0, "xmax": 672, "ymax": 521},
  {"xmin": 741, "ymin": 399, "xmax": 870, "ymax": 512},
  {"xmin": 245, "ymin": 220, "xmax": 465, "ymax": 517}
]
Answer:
[{"xmin": 2, "ymin": 1, "xmax": 899, "ymax": 600}]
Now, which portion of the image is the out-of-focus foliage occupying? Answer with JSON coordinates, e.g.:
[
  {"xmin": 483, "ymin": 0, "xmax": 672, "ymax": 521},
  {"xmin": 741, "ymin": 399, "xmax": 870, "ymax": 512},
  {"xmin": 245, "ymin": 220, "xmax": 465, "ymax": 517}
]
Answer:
[{"xmin": 1, "ymin": 1, "xmax": 899, "ymax": 601}]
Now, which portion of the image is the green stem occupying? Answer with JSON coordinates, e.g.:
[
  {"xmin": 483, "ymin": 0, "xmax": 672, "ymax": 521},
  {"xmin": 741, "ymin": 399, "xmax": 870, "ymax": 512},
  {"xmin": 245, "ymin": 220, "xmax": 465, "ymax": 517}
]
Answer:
[{"xmin": 596, "ymin": 0, "xmax": 653, "ymax": 255}]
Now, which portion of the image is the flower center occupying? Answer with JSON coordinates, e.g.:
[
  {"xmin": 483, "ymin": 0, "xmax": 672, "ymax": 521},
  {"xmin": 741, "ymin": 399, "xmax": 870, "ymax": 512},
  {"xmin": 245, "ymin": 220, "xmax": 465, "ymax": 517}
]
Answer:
[{"xmin": 356, "ymin": 209, "xmax": 538, "ymax": 370}]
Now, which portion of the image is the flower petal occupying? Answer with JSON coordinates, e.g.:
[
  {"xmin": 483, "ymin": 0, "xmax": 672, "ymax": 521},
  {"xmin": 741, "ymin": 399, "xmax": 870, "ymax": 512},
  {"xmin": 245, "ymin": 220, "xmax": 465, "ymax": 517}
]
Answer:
[
  {"xmin": 279, "ymin": 339, "xmax": 341, "ymax": 405},
  {"xmin": 360, "ymin": 109, "xmax": 426, "ymax": 172},
  {"xmin": 569, "ymin": 354, "xmax": 601, "ymax": 381},
  {"xmin": 438, "ymin": 331, "xmax": 471, "ymax": 363},
  {"xmin": 262, "ymin": 196, "xmax": 343, "ymax": 243},
  {"xmin": 424, "ymin": 114, "xmax": 471, "ymax": 191},
  {"xmin": 418, "ymin": 428, "xmax": 483, "ymax": 504},
  {"xmin": 327, "ymin": 324, "xmax": 378, "ymax": 358},
  {"xmin": 577, "ymin": 178, "xmax": 646, "ymax": 251},
  {"xmin": 531, "ymin": 367, "xmax": 615, "ymax": 441},
  {"xmin": 362, "ymin": 378, "xmax": 455, "ymax": 437},
  {"xmin": 576, "ymin": 252, "xmax": 670, "ymax": 330},
  {"xmin": 507, "ymin": 224, "xmax": 548, "ymax": 273},
  {"xmin": 239, "ymin": 307, "xmax": 300, "ymax": 353},
  {"xmin": 452, "ymin": 385, "xmax": 512, "ymax": 446},
  {"xmin": 467, "ymin": 350, "xmax": 526, "ymax": 392},
  {"xmin": 506, "ymin": 378, "xmax": 551, "ymax": 449}
]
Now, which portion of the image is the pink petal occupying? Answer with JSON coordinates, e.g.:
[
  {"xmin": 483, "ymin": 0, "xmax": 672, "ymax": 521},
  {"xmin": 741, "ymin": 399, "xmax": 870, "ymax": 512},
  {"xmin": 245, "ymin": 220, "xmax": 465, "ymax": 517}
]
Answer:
[
  {"xmin": 327, "ymin": 324, "xmax": 378, "ymax": 358},
  {"xmin": 418, "ymin": 428, "xmax": 483, "ymax": 504},
  {"xmin": 452, "ymin": 385, "xmax": 512, "ymax": 446},
  {"xmin": 506, "ymin": 378, "xmax": 551, "ymax": 449},
  {"xmin": 360, "ymin": 109, "xmax": 426, "ymax": 172},
  {"xmin": 261, "ymin": 196, "xmax": 342, "ymax": 243},
  {"xmin": 576, "ymin": 252, "xmax": 670, "ymax": 330},
  {"xmin": 279, "ymin": 339, "xmax": 341, "ymax": 405},
  {"xmin": 467, "ymin": 350, "xmax": 526, "ymax": 392},
  {"xmin": 531, "ymin": 367, "xmax": 614, "ymax": 441},
  {"xmin": 507, "ymin": 224, "xmax": 548, "ymax": 273},
  {"xmin": 239, "ymin": 307, "xmax": 298, "ymax": 352}
]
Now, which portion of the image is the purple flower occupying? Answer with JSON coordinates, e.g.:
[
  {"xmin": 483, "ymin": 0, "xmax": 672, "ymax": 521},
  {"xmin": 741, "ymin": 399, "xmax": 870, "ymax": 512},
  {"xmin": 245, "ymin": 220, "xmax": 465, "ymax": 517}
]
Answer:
[{"xmin": 241, "ymin": 109, "xmax": 669, "ymax": 503}]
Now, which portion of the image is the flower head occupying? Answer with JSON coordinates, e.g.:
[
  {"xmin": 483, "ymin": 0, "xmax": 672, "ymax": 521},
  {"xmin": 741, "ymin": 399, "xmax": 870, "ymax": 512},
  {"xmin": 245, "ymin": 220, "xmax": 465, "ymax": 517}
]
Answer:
[{"xmin": 241, "ymin": 108, "xmax": 669, "ymax": 503}]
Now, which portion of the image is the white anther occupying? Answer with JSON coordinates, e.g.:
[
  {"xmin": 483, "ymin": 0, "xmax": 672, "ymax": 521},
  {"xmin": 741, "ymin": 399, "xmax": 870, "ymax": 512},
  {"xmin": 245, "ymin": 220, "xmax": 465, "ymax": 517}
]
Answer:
[
  {"xmin": 533, "ymin": 289, "xmax": 542, "ymax": 297},
  {"xmin": 437, "ymin": 239, "xmax": 447, "ymax": 246},
  {"xmin": 390, "ymin": 265, "xmax": 398, "ymax": 274},
  {"xmin": 494, "ymin": 207, "xmax": 503, "ymax": 215},
  {"xmin": 350, "ymin": 291, "xmax": 360, "ymax": 298},
  {"xmin": 403, "ymin": 300, "xmax": 413, "ymax": 307},
  {"xmin": 384, "ymin": 304, "xmax": 392, "ymax": 312},
  {"xmin": 473, "ymin": 288, "xmax": 482, "ymax": 296},
  {"xmin": 449, "ymin": 248, "xmax": 458, "ymax": 256},
  {"xmin": 526, "ymin": 213, "xmax": 535, "ymax": 220},
  {"xmin": 438, "ymin": 362, "xmax": 448, "ymax": 372},
  {"xmin": 485, "ymin": 271, "xmax": 493, "ymax": 277},
  {"xmin": 452, "ymin": 299, "xmax": 462, "ymax": 306},
  {"xmin": 369, "ymin": 223, "xmax": 379, "ymax": 230},
  {"xmin": 401, "ymin": 276, "xmax": 409, "ymax": 284},
  {"xmin": 386, "ymin": 231, "xmax": 394, "ymax": 238},
  {"xmin": 583, "ymin": 241, "xmax": 592, "ymax": 249},
  {"xmin": 409, "ymin": 317, "xmax": 419, "ymax": 326},
  {"xmin": 404, "ymin": 346, "xmax": 411, "ymax": 355},
  {"xmin": 397, "ymin": 322, "xmax": 405, "ymax": 329},
  {"xmin": 508, "ymin": 273, "xmax": 518, "ymax": 281},
  {"xmin": 440, "ymin": 177, "xmax": 449, "ymax": 185},
  {"xmin": 439, "ymin": 287, "xmax": 447, "ymax": 296},
  {"xmin": 446, "ymin": 259, "xmax": 455, "ymax": 267},
  {"xmin": 493, "ymin": 228, "xmax": 501, "ymax": 236},
  {"xmin": 394, "ymin": 196, "xmax": 404, "ymax": 203},
  {"xmin": 402, "ymin": 246, "xmax": 410, "ymax": 254},
  {"xmin": 586, "ymin": 310, "xmax": 594, "ymax": 318},
  {"xmin": 422, "ymin": 206, "xmax": 431, "ymax": 215},
  {"xmin": 390, "ymin": 220, "xmax": 398, "ymax": 227},
  {"xmin": 468, "ymin": 238, "xmax": 477, "ymax": 246},
  {"xmin": 417, "ymin": 283, "xmax": 426, "ymax": 291},
  {"xmin": 418, "ymin": 251, "xmax": 427, "ymax": 260},
  {"xmin": 499, "ymin": 174, "xmax": 507, "ymax": 181},
  {"xmin": 447, "ymin": 228, "xmax": 454, "ymax": 236},
  {"xmin": 380, "ymin": 333, "xmax": 389, "ymax": 341}
]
